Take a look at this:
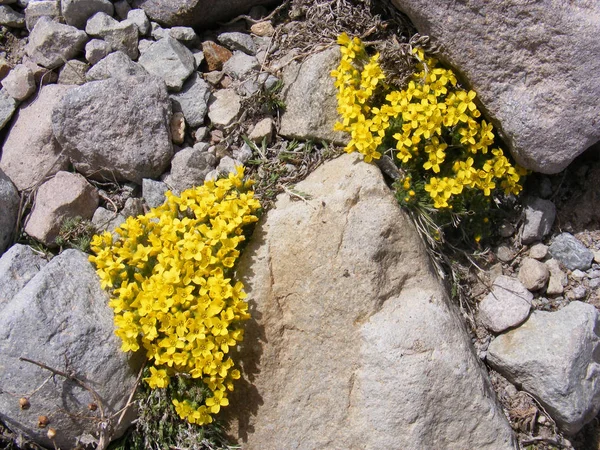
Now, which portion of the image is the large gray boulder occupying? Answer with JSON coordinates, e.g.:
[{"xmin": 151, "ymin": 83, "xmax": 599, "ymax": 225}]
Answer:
[
  {"xmin": 25, "ymin": 16, "xmax": 88, "ymax": 69},
  {"xmin": 52, "ymin": 76, "xmax": 173, "ymax": 183},
  {"xmin": 488, "ymin": 301, "xmax": 600, "ymax": 435},
  {"xmin": 390, "ymin": 0, "xmax": 600, "ymax": 174},
  {"xmin": 0, "ymin": 244, "xmax": 48, "ymax": 308},
  {"xmin": 0, "ymin": 169, "xmax": 19, "ymax": 255},
  {"xmin": 0, "ymin": 249, "xmax": 143, "ymax": 449},
  {"xmin": 0, "ymin": 84, "xmax": 73, "ymax": 191},
  {"xmin": 279, "ymin": 46, "xmax": 349, "ymax": 145},
  {"xmin": 131, "ymin": 0, "xmax": 276, "ymax": 28},
  {"xmin": 229, "ymin": 153, "xmax": 516, "ymax": 449}
]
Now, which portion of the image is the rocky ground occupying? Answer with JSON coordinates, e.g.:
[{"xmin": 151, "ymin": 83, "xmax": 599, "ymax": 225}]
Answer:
[{"xmin": 0, "ymin": 0, "xmax": 598, "ymax": 449}]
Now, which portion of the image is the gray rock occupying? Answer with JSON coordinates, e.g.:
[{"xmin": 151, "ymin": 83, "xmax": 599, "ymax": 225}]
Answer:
[
  {"xmin": 571, "ymin": 269, "xmax": 586, "ymax": 281},
  {"xmin": 545, "ymin": 258, "xmax": 567, "ymax": 296},
  {"xmin": 85, "ymin": 12, "xmax": 138, "ymax": 60},
  {"xmin": 52, "ymin": 76, "xmax": 173, "ymax": 183},
  {"xmin": 138, "ymin": 38, "xmax": 154, "ymax": 54},
  {"xmin": 91, "ymin": 206, "xmax": 125, "ymax": 233},
  {"xmin": 569, "ymin": 285, "xmax": 587, "ymax": 300},
  {"xmin": 192, "ymin": 49, "xmax": 203, "ymax": 68},
  {"xmin": 0, "ymin": 87, "xmax": 17, "ymax": 131},
  {"xmin": 24, "ymin": 0, "xmax": 59, "ymax": 31},
  {"xmin": 121, "ymin": 197, "xmax": 144, "ymax": 217},
  {"xmin": 521, "ymin": 197, "xmax": 556, "ymax": 244},
  {"xmin": 0, "ymin": 249, "xmax": 142, "ymax": 449},
  {"xmin": 21, "ymin": 56, "xmax": 57, "ymax": 85},
  {"xmin": 0, "ymin": 84, "xmax": 73, "ymax": 191},
  {"xmin": 487, "ymin": 301, "xmax": 600, "ymax": 434},
  {"xmin": 85, "ymin": 51, "xmax": 148, "ymax": 81},
  {"xmin": 25, "ymin": 16, "xmax": 88, "ymax": 69},
  {"xmin": 24, "ymin": 171, "xmax": 99, "ymax": 245},
  {"xmin": 113, "ymin": 0, "xmax": 130, "ymax": 19},
  {"xmin": 232, "ymin": 141, "xmax": 253, "ymax": 164},
  {"xmin": 0, "ymin": 4, "xmax": 24, "ymax": 27},
  {"xmin": 222, "ymin": 50, "xmax": 259, "ymax": 80},
  {"xmin": 1, "ymin": 64, "xmax": 35, "ymax": 101},
  {"xmin": 216, "ymin": 156, "xmax": 242, "ymax": 176},
  {"xmin": 478, "ymin": 275, "xmax": 533, "ymax": 333},
  {"xmin": 389, "ymin": 0, "xmax": 600, "ymax": 174},
  {"xmin": 57, "ymin": 59, "xmax": 89, "ymax": 85},
  {"xmin": 131, "ymin": 0, "xmax": 275, "ymax": 28},
  {"xmin": 0, "ymin": 169, "xmax": 19, "ymax": 254},
  {"xmin": 127, "ymin": 8, "xmax": 149, "ymax": 35},
  {"xmin": 230, "ymin": 152, "xmax": 517, "ymax": 450},
  {"xmin": 217, "ymin": 31, "xmax": 256, "ymax": 55},
  {"xmin": 496, "ymin": 245, "xmax": 514, "ymax": 263},
  {"xmin": 549, "ymin": 232, "xmax": 594, "ymax": 271},
  {"xmin": 518, "ymin": 257, "xmax": 550, "ymax": 291},
  {"xmin": 207, "ymin": 88, "xmax": 240, "ymax": 127},
  {"xmin": 248, "ymin": 117, "xmax": 273, "ymax": 143},
  {"xmin": 280, "ymin": 46, "xmax": 349, "ymax": 145},
  {"xmin": 150, "ymin": 20, "xmax": 166, "ymax": 39},
  {"xmin": 169, "ymin": 111, "xmax": 185, "ymax": 144},
  {"xmin": 170, "ymin": 72, "xmax": 210, "ymax": 127},
  {"xmin": 84, "ymin": 38, "xmax": 111, "ymax": 65},
  {"xmin": 163, "ymin": 146, "xmax": 217, "ymax": 193},
  {"xmin": 142, "ymin": 178, "xmax": 168, "ymax": 208},
  {"xmin": 61, "ymin": 0, "xmax": 113, "ymax": 29},
  {"xmin": 529, "ymin": 243, "xmax": 548, "ymax": 260},
  {"xmin": 0, "ymin": 244, "xmax": 47, "ymax": 307},
  {"xmin": 138, "ymin": 37, "xmax": 195, "ymax": 91},
  {"xmin": 169, "ymin": 26, "xmax": 198, "ymax": 46}
]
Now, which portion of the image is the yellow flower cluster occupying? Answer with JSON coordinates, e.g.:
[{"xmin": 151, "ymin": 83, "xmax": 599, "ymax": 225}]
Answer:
[
  {"xmin": 89, "ymin": 167, "xmax": 260, "ymax": 425},
  {"xmin": 331, "ymin": 33, "xmax": 526, "ymax": 209}
]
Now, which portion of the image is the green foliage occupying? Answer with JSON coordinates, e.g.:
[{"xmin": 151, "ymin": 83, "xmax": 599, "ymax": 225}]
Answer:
[{"xmin": 54, "ymin": 216, "xmax": 96, "ymax": 252}]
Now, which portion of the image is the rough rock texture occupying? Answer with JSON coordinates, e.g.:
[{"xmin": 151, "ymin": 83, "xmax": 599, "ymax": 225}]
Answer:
[
  {"xmin": 163, "ymin": 146, "xmax": 217, "ymax": 193},
  {"xmin": 142, "ymin": 178, "xmax": 168, "ymax": 208},
  {"xmin": 546, "ymin": 258, "xmax": 567, "ymax": 296},
  {"xmin": 208, "ymin": 88, "xmax": 241, "ymax": 127},
  {"xmin": 85, "ymin": 12, "xmax": 138, "ymax": 60},
  {"xmin": 0, "ymin": 84, "xmax": 73, "ymax": 191},
  {"xmin": 521, "ymin": 197, "xmax": 556, "ymax": 245},
  {"xmin": 518, "ymin": 257, "xmax": 550, "ymax": 291},
  {"xmin": 91, "ymin": 206, "xmax": 125, "ymax": 233},
  {"xmin": 85, "ymin": 51, "xmax": 148, "ymax": 81},
  {"xmin": 549, "ymin": 232, "xmax": 594, "ymax": 271},
  {"xmin": 24, "ymin": 171, "xmax": 99, "ymax": 245},
  {"xmin": 0, "ymin": 249, "xmax": 143, "ymax": 449},
  {"xmin": 229, "ymin": 153, "xmax": 516, "ymax": 450},
  {"xmin": 24, "ymin": 0, "xmax": 60, "ymax": 31},
  {"xmin": 0, "ymin": 5, "xmax": 25, "ymax": 28},
  {"xmin": 25, "ymin": 16, "xmax": 88, "ymax": 69},
  {"xmin": 0, "ymin": 88, "xmax": 17, "ymax": 131},
  {"xmin": 131, "ymin": 0, "xmax": 276, "ymax": 28},
  {"xmin": 170, "ymin": 72, "xmax": 210, "ymax": 127},
  {"xmin": 390, "ymin": 0, "xmax": 600, "ymax": 174},
  {"xmin": 58, "ymin": 59, "xmax": 89, "ymax": 85},
  {"xmin": 62, "ymin": 0, "xmax": 114, "ymax": 29},
  {"xmin": 1, "ymin": 64, "xmax": 35, "ymax": 101},
  {"xmin": 0, "ymin": 244, "xmax": 48, "ymax": 307},
  {"xmin": 478, "ymin": 275, "xmax": 532, "ymax": 334},
  {"xmin": 0, "ymin": 169, "xmax": 19, "ymax": 254},
  {"xmin": 279, "ymin": 46, "xmax": 349, "ymax": 145},
  {"xmin": 138, "ymin": 37, "xmax": 194, "ymax": 91},
  {"xmin": 487, "ymin": 301, "xmax": 600, "ymax": 434},
  {"xmin": 85, "ymin": 38, "xmax": 111, "ymax": 65},
  {"xmin": 52, "ymin": 76, "xmax": 173, "ymax": 183}
]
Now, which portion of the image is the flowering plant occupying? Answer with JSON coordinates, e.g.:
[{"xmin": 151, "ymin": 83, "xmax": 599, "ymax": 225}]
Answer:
[
  {"xmin": 89, "ymin": 167, "xmax": 260, "ymax": 425},
  {"xmin": 331, "ymin": 33, "xmax": 526, "ymax": 217}
]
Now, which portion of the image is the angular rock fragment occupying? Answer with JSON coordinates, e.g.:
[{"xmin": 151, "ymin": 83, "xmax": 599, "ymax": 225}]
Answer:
[
  {"xmin": 488, "ymin": 301, "xmax": 600, "ymax": 434},
  {"xmin": 61, "ymin": 0, "xmax": 113, "ymax": 29},
  {"xmin": 0, "ymin": 169, "xmax": 19, "ymax": 255},
  {"xmin": 24, "ymin": 171, "xmax": 99, "ymax": 245},
  {"xmin": 138, "ymin": 37, "xmax": 195, "ymax": 91},
  {"xmin": 0, "ymin": 244, "xmax": 48, "ymax": 307},
  {"xmin": 170, "ymin": 72, "xmax": 210, "ymax": 127},
  {"xmin": 25, "ymin": 16, "xmax": 88, "ymax": 69},
  {"xmin": 229, "ymin": 153, "xmax": 516, "ymax": 449},
  {"xmin": 52, "ymin": 76, "xmax": 172, "ymax": 183},
  {"xmin": 85, "ymin": 50, "xmax": 148, "ymax": 81},
  {"xmin": 85, "ymin": 11, "xmax": 138, "ymax": 60},
  {"xmin": 549, "ymin": 232, "xmax": 594, "ymax": 271},
  {"xmin": 478, "ymin": 275, "xmax": 532, "ymax": 333}
]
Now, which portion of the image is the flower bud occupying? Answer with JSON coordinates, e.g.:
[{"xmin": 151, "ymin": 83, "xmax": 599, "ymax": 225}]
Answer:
[
  {"xmin": 47, "ymin": 428, "xmax": 57, "ymax": 440},
  {"xmin": 19, "ymin": 398, "xmax": 30, "ymax": 410},
  {"xmin": 38, "ymin": 416, "xmax": 49, "ymax": 428}
]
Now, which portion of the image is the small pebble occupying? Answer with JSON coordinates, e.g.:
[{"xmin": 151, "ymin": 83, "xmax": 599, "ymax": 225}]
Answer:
[
  {"xmin": 529, "ymin": 243, "xmax": 548, "ymax": 260},
  {"xmin": 588, "ymin": 278, "xmax": 600, "ymax": 289},
  {"xmin": 594, "ymin": 251, "xmax": 600, "ymax": 264},
  {"xmin": 498, "ymin": 223, "xmax": 515, "ymax": 238},
  {"xmin": 496, "ymin": 245, "xmax": 514, "ymax": 263},
  {"xmin": 571, "ymin": 269, "xmax": 586, "ymax": 281},
  {"xmin": 537, "ymin": 415, "xmax": 547, "ymax": 425},
  {"xmin": 569, "ymin": 285, "xmax": 587, "ymax": 300},
  {"xmin": 590, "ymin": 270, "xmax": 600, "ymax": 279}
]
